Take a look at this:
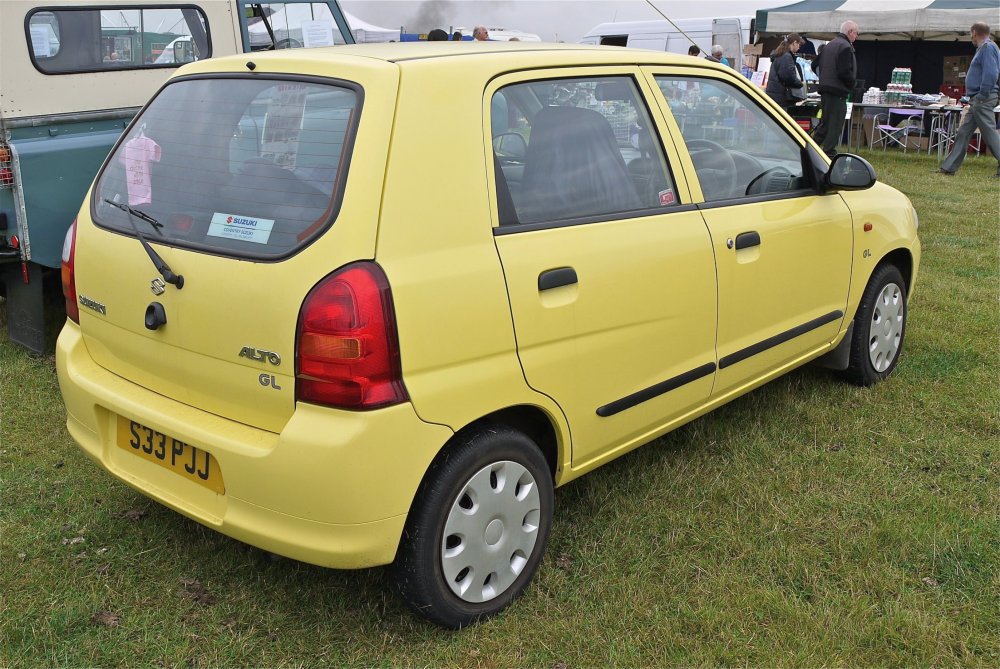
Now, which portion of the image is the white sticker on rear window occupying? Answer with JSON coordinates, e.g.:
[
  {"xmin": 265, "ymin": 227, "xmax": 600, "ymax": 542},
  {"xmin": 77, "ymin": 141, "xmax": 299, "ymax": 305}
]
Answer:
[{"xmin": 207, "ymin": 213, "xmax": 275, "ymax": 245}]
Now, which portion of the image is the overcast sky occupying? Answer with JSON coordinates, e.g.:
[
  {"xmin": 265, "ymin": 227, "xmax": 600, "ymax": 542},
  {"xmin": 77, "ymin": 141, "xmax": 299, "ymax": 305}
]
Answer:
[{"xmin": 339, "ymin": 0, "xmax": 793, "ymax": 42}]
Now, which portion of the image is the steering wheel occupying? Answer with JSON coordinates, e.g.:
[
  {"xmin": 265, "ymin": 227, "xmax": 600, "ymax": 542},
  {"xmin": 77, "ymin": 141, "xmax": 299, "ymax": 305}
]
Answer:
[
  {"xmin": 745, "ymin": 166, "xmax": 795, "ymax": 196},
  {"xmin": 686, "ymin": 139, "xmax": 738, "ymax": 199}
]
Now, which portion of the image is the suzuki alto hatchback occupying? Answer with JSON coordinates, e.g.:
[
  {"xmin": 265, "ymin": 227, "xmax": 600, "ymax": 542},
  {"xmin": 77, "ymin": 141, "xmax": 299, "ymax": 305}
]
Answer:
[{"xmin": 57, "ymin": 42, "xmax": 920, "ymax": 628}]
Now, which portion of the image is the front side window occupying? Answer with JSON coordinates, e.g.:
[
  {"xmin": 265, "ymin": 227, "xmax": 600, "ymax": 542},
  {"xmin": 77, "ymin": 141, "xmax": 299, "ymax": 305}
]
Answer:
[
  {"xmin": 245, "ymin": 3, "xmax": 350, "ymax": 51},
  {"xmin": 491, "ymin": 76, "xmax": 679, "ymax": 227},
  {"xmin": 654, "ymin": 76, "xmax": 807, "ymax": 201},
  {"xmin": 94, "ymin": 77, "xmax": 359, "ymax": 259},
  {"xmin": 27, "ymin": 6, "xmax": 209, "ymax": 73}
]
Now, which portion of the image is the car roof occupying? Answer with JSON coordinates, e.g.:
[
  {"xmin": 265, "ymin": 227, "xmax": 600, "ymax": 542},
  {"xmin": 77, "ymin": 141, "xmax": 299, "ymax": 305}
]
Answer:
[{"xmin": 183, "ymin": 41, "xmax": 717, "ymax": 74}]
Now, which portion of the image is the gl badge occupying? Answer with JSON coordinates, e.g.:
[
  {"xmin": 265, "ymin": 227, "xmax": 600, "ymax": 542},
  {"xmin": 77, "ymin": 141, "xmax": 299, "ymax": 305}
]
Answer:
[{"xmin": 150, "ymin": 277, "xmax": 166, "ymax": 295}]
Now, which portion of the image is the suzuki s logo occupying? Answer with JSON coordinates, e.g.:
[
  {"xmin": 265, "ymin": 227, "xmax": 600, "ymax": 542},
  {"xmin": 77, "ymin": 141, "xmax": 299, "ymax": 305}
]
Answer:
[{"xmin": 150, "ymin": 278, "xmax": 166, "ymax": 295}]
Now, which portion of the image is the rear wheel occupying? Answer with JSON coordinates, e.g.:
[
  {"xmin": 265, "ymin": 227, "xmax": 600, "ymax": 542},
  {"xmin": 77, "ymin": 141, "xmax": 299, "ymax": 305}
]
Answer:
[
  {"xmin": 843, "ymin": 264, "xmax": 907, "ymax": 386},
  {"xmin": 392, "ymin": 425, "xmax": 553, "ymax": 629}
]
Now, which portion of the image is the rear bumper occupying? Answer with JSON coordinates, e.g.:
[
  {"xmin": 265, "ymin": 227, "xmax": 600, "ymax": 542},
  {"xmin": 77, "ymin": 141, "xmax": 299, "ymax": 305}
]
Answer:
[{"xmin": 56, "ymin": 322, "xmax": 453, "ymax": 569}]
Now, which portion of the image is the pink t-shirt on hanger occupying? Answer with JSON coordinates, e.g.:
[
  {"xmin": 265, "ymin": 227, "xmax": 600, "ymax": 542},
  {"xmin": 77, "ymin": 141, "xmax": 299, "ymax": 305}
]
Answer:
[{"xmin": 120, "ymin": 131, "xmax": 161, "ymax": 205}]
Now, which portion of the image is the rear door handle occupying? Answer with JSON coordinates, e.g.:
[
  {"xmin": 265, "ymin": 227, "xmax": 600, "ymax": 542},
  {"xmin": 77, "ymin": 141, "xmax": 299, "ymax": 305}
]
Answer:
[
  {"xmin": 538, "ymin": 267, "xmax": 577, "ymax": 291},
  {"xmin": 734, "ymin": 231, "xmax": 761, "ymax": 250}
]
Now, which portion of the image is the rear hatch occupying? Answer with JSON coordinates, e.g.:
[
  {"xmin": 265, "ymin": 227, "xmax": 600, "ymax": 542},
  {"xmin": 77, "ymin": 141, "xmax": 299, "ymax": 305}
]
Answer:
[{"xmin": 72, "ymin": 56, "xmax": 399, "ymax": 432}]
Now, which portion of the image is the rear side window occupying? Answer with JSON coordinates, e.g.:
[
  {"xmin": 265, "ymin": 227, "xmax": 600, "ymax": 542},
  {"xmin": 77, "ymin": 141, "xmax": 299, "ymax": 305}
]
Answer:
[
  {"xmin": 491, "ymin": 76, "xmax": 679, "ymax": 227},
  {"xmin": 27, "ymin": 6, "xmax": 209, "ymax": 73},
  {"xmin": 94, "ymin": 77, "xmax": 359, "ymax": 259}
]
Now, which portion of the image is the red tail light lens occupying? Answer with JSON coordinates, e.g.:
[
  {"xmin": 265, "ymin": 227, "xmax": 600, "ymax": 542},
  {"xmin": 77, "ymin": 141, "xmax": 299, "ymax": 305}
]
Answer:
[
  {"xmin": 296, "ymin": 262, "xmax": 408, "ymax": 410},
  {"xmin": 61, "ymin": 220, "xmax": 79, "ymax": 324}
]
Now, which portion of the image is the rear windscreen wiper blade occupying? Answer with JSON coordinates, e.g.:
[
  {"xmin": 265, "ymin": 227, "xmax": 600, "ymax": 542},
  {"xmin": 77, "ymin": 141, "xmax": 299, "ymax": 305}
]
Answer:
[
  {"xmin": 104, "ymin": 199, "xmax": 184, "ymax": 289},
  {"xmin": 104, "ymin": 199, "xmax": 163, "ymax": 235}
]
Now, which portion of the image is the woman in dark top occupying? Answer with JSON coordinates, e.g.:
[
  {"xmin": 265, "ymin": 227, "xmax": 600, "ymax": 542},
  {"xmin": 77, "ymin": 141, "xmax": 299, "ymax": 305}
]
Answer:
[{"xmin": 765, "ymin": 33, "xmax": 806, "ymax": 113}]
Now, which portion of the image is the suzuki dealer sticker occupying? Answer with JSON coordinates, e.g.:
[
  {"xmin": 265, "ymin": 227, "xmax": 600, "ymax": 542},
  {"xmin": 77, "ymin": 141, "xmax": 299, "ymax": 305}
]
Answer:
[{"xmin": 207, "ymin": 213, "xmax": 274, "ymax": 245}]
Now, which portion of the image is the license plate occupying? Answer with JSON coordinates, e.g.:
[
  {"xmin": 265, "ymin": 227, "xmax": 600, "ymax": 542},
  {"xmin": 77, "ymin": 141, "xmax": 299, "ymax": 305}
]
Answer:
[{"xmin": 115, "ymin": 415, "xmax": 225, "ymax": 494}]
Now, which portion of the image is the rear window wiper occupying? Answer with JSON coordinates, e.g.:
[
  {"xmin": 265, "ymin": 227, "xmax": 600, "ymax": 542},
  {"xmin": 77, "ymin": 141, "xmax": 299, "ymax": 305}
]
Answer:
[{"xmin": 104, "ymin": 199, "xmax": 184, "ymax": 289}]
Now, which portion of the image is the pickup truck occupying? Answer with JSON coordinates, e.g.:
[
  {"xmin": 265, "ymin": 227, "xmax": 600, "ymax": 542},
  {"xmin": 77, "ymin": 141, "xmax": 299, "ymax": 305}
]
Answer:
[{"xmin": 0, "ymin": 0, "xmax": 354, "ymax": 352}]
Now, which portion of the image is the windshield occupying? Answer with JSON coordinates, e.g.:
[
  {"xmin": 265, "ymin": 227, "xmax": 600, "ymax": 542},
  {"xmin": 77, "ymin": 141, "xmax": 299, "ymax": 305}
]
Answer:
[{"xmin": 94, "ymin": 77, "xmax": 360, "ymax": 259}]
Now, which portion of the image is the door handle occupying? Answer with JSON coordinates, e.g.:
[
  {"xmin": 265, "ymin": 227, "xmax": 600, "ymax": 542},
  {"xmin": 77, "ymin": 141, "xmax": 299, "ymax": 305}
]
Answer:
[
  {"xmin": 538, "ymin": 267, "xmax": 577, "ymax": 291},
  {"xmin": 734, "ymin": 231, "xmax": 761, "ymax": 250}
]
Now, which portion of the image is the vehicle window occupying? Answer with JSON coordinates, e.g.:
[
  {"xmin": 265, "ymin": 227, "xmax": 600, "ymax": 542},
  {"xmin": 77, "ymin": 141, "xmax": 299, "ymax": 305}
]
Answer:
[
  {"xmin": 492, "ymin": 76, "xmax": 679, "ymax": 227},
  {"xmin": 27, "ymin": 7, "xmax": 210, "ymax": 73},
  {"xmin": 654, "ymin": 76, "xmax": 807, "ymax": 201},
  {"xmin": 93, "ymin": 78, "xmax": 359, "ymax": 259},
  {"xmin": 246, "ymin": 3, "xmax": 350, "ymax": 51}
]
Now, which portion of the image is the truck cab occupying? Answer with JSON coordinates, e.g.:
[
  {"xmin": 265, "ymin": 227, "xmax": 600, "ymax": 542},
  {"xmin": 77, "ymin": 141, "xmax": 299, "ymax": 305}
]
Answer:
[{"xmin": 0, "ymin": 0, "xmax": 354, "ymax": 352}]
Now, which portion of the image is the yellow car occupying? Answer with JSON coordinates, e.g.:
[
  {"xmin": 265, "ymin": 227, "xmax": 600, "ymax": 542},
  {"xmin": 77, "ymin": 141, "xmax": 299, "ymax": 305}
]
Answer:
[{"xmin": 56, "ymin": 42, "xmax": 920, "ymax": 628}]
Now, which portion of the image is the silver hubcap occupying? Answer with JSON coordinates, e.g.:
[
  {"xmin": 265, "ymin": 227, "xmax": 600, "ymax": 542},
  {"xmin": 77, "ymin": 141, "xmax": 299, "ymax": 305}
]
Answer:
[
  {"xmin": 441, "ymin": 460, "xmax": 542, "ymax": 603},
  {"xmin": 868, "ymin": 282, "xmax": 904, "ymax": 372}
]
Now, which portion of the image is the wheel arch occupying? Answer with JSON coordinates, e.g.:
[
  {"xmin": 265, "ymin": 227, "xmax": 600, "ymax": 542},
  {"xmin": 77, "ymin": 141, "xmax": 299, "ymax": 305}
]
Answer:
[
  {"xmin": 398, "ymin": 404, "xmax": 563, "ymax": 546},
  {"xmin": 877, "ymin": 247, "xmax": 914, "ymax": 294}
]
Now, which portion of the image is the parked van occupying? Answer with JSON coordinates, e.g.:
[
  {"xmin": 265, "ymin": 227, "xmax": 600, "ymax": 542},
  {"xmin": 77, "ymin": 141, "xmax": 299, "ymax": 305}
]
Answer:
[
  {"xmin": 579, "ymin": 16, "xmax": 755, "ymax": 68},
  {"xmin": 0, "ymin": 0, "xmax": 354, "ymax": 352}
]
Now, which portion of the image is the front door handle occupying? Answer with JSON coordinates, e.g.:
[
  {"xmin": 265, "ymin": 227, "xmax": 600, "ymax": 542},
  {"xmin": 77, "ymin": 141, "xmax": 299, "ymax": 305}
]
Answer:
[
  {"xmin": 734, "ymin": 231, "xmax": 761, "ymax": 250},
  {"xmin": 538, "ymin": 267, "xmax": 577, "ymax": 291}
]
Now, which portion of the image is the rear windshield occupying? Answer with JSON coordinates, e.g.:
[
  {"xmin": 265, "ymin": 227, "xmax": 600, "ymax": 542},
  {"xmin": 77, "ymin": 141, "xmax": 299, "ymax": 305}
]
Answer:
[{"xmin": 94, "ymin": 76, "xmax": 359, "ymax": 259}]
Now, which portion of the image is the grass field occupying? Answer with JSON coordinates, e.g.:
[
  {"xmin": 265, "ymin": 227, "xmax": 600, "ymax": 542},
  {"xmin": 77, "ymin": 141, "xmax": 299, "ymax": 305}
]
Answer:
[{"xmin": 1, "ymin": 149, "xmax": 997, "ymax": 667}]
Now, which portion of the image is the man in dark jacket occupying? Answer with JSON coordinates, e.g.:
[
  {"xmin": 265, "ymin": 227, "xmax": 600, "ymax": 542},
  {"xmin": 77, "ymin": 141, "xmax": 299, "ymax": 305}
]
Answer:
[{"xmin": 811, "ymin": 21, "xmax": 859, "ymax": 157}]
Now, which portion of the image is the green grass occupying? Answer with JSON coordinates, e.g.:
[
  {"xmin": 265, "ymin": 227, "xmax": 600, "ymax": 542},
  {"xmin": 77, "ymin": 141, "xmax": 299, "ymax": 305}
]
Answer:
[{"xmin": 1, "ymin": 149, "xmax": 998, "ymax": 667}]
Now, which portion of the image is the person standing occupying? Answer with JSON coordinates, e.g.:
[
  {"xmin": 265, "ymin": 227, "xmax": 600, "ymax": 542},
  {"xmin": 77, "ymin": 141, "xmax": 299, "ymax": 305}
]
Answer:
[
  {"xmin": 765, "ymin": 33, "xmax": 806, "ymax": 113},
  {"xmin": 811, "ymin": 20, "xmax": 859, "ymax": 157},
  {"xmin": 711, "ymin": 45, "xmax": 730, "ymax": 67},
  {"xmin": 688, "ymin": 45, "xmax": 701, "ymax": 57},
  {"xmin": 937, "ymin": 22, "xmax": 1000, "ymax": 177},
  {"xmin": 473, "ymin": 25, "xmax": 489, "ymax": 41}
]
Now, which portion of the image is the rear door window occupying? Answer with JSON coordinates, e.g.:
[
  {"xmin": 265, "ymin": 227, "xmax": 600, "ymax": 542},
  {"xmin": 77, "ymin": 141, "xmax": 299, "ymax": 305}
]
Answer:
[
  {"xmin": 491, "ymin": 76, "xmax": 679, "ymax": 227},
  {"xmin": 27, "ymin": 6, "xmax": 210, "ymax": 73},
  {"xmin": 93, "ymin": 77, "xmax": 360, "ymax": 259}
]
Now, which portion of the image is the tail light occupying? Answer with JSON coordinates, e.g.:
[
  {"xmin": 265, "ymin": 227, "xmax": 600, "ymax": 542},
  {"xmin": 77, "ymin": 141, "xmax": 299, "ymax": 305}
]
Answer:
[
  {"xmin": 61, "ymin": 220, "xmax": 79, "ymax": 323},
  {"xmin": 296, "ymin": 262, "xmax": 408, "ymax": 410}
]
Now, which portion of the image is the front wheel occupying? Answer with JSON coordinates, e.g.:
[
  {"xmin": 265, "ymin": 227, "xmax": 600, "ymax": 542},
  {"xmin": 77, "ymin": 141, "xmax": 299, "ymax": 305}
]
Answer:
[
  {"xmin": 392, "ymin": 425, "xmax": 554, "ymax": 628},
  {"xmin": 843, "ymin": 264, "xmax": 908, "ymax": 386}
]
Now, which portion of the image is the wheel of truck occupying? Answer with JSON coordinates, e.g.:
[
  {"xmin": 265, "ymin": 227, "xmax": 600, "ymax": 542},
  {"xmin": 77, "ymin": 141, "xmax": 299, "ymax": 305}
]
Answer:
[
  {"xmin": 843, "ymin": 263, "xmax": 907, "ymax": 386},
  {"xmin": 392, "ymin": 424, "xmax": 553, "ymax": 629}
]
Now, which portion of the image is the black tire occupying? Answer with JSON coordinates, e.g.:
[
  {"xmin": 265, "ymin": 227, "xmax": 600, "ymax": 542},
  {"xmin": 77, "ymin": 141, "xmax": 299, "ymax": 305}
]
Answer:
[
  {"xmin": 843, "ymin": 263, "xmax": 907, "ymax": 386},
  {"xmin": 392, "ymin": 424, "xmax": 554, "ymax": 629}
]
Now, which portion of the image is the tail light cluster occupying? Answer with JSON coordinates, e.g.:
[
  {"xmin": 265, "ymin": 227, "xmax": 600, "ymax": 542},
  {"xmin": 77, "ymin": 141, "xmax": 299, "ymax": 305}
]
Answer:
[
  {"xmin": 296, "ymin": 262, "xmax": 408, "ymax": 410},
  {"xmin": 61, "ymin": 220, "xmax": 79, "ymax": 323},
  {"xmin": 0, "ymin": 144, "xmax": 13, "ymax": 188}
]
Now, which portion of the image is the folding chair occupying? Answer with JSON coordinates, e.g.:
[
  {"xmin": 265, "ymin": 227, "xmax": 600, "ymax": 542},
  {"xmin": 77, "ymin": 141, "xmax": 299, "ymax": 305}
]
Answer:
[{"xmin": 870, "ymin": 108, "xmax": 924, "ymax": 152}]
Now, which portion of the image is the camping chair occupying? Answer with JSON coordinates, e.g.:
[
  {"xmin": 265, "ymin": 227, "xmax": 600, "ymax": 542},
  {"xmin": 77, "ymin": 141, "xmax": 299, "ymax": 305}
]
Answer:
[{"xmin": 870, "ymin": 108, "xmax": 924, "ymax": 152}]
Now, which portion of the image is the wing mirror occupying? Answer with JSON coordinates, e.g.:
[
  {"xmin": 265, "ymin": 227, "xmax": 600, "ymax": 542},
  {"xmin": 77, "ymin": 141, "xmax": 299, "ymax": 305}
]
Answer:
[
  {"xmin": 493, "ymin": 132, "xmax": 527, "ymax": 161},
  {"xmin": 803, "ymin": 145, "xmax": 877, "ymax": 193},
  {"xmin": 826, "ymin": 154, "xmax": 877, "ymax": 190}
]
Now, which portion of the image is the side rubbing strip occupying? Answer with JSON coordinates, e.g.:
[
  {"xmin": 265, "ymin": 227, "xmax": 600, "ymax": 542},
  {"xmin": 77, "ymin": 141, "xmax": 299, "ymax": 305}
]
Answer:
[
  {"xmin": 719, "ymin": 310, "xmax": 844, "ymax": 369},
  {"xmin": 597, "ymin": 362, "xmax": 716, "ymax": 417}
]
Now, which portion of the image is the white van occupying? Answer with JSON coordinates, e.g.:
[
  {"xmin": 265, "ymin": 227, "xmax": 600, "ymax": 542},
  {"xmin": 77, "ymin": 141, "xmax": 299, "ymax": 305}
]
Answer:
[{"xmin": 579, "ymin": 16, "xmax": 755, "ymax": 68}]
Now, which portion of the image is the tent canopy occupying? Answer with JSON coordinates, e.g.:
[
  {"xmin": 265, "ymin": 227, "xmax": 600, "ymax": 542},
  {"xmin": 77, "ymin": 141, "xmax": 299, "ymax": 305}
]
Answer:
[
  {"xmin": 345, "ymin": 10, "xmax": 399, "ymax": 43},
  {"xmin": 755, "ymin": 0, "xmax": 998, "ymax": 41}
]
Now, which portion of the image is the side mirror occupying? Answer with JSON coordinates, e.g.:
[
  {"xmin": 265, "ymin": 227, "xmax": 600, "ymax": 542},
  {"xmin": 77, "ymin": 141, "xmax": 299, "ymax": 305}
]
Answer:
[
  {"xmin": 174, "ymin": 40, "xmax": 196, "ymax": 63},
  {"xmin": 493, "ymin": 132, "xmax": 527, "ymax": 161},
  {"xmin": 826, "ymin": 153, "xmax": 877, "ymax": 190},
  {"xmin": 802, "ymin": 144, "xmax": 876, "ymax": 193}
]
